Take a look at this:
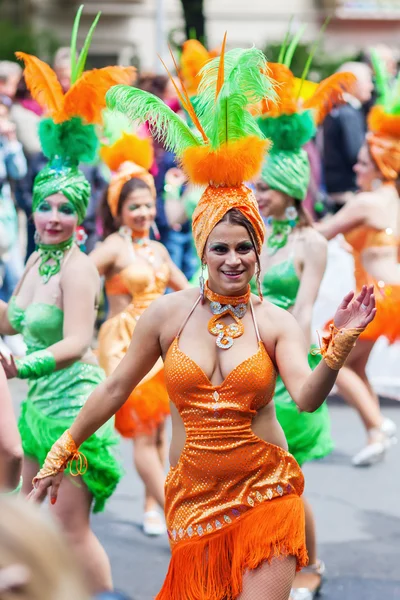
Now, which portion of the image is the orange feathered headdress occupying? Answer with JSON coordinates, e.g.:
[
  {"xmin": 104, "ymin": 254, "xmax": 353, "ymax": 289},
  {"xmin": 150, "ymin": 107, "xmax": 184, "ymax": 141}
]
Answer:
[
  {"xmin": 180, "ymin": 39, "xmax": 220, "ymax": 97},
  {"xmin": 106, "ymin": 37, "xmax": 274, "ymax": 259},
  {"xmin": 15, "ymin": 6, "xmax": 135, "ymax": 126},
  {"xmin": 366, "ymin": 51, "xmax": 400, "ymax": 181},
  {"xmin": 101, "ymin": 131, "xmax": 156, "ymax": 217}
]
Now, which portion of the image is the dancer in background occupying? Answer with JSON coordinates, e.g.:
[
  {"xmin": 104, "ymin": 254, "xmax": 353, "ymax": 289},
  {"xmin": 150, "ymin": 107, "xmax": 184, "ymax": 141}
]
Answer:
[
  {"xmin": 30, "ymin": 44, "xmax": 376, "ymax": 600},
  {"xmin": 93, "ymin": 125, "xmax": 188, "ymax": 535},
  {"xmin": 317, "ymin": 52, "xmax": 400, "ymax": 466},
  {"xmin": 253, "ymin": 50, "xmax": 357, "ymax": 599},
  {"xmin": 0, "ymin": 363, "xmax": 22, "ymax": 492},
  {"xmin": 0, "ymin": 7, "xmax": 135, "ymax": 592}
]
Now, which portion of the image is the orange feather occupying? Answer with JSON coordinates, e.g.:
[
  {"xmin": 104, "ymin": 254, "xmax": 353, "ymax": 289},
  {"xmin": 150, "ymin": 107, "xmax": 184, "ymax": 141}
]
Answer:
[
  {"xmin": 262, "ymin": 63, "xmax": 297, "ymax": 116},
  {"xmin": 368, "ymin": 105, "xmax": 400, "ymax": 138},
  {"xmin": 15, "ymin": 52, "xmax": 64, "ymax": 118},
  {"xmin": 215, "ymin": 32, "xmax": 227, "ymax": 101},
  {"xmin": 59, "ymin": 66, "xmax": 136, "ymax": 124},
  {"xmin": 166, "ymin": 46, "xmax": 208, "ymax": 143},
  {"xmin": 180, "ymin": 40, "xmax": 212, "ymax": 96},
  {"xmin": 100, "ymin": 132, "xmax": 154, "ymax": 172},
  {"xmin": 303, "ymin": 72, "xmax": 356, "ymax": 125}
]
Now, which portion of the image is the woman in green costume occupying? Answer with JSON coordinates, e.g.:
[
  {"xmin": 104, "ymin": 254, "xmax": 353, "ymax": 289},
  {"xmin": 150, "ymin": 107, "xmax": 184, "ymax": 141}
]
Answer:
[
  {"xmin": 252, "ymin": 52, "xmax": 355, "ymax": 599},
  {"xmin": 0, "ymin": 8, "xmax": 137, "ymax": 593}
]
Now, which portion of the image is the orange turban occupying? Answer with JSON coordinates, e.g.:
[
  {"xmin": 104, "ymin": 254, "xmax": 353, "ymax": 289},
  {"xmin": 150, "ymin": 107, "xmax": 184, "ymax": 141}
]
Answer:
[
  {"xmin": 367, "ymin": 133, "xmax": 400, "ymax": 182},
  {"xmin": 192, "ymin": 184, "xmax": 265, "ymax": 259},
  {"xmin": 107, "ymin": 161, "xmax": 156, "ymax": 218}
]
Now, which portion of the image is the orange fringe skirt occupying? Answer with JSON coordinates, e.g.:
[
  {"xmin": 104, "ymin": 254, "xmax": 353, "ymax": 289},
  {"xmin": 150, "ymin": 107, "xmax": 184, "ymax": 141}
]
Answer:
[
  {"xmin": 359, "ymin": 283, "xmax": 400, "ymax": 343},
  {"xmin": 156, "ymin": 495, "xmax": 307, "ymax": 600},
  {"xmin": 97, "ymin": 308, "xmax": 170, "ymax": 438}
]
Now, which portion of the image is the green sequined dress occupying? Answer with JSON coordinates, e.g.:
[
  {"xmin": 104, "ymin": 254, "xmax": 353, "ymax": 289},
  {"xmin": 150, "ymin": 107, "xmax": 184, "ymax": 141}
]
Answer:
[
  {"xmin": 251, "ymin": 256, "xmax": 333, "ymax": 466},
  {"xmin": 8, "ymin": 297, "xmax": 123, "ymax": 512}
]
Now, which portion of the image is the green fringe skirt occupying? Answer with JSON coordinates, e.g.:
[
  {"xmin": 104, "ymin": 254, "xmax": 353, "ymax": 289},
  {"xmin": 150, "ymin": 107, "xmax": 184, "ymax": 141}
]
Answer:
[{"xmin": 18, "ymin": 362, "xmax": 123, "ymax": 512}]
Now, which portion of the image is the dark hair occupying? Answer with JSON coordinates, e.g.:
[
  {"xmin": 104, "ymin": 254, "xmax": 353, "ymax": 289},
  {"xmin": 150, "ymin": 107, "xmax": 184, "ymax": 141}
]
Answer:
[
  {"xmin": 294, "ymin": 199, "xmax": 314, "ymax": 228},
  {"xmin": 138, "ymin": 73, "xmax": 169, "ymax": 98},
  {"xmin": 99, "ymin": 177, "xmax": 153, "ymax": 238}
]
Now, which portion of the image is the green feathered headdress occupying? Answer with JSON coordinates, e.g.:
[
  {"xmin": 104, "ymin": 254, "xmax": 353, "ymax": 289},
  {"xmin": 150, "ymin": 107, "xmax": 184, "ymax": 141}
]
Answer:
[{"xmin": 106, "ymin": 39, "xmax": 277, "ymax": 187}]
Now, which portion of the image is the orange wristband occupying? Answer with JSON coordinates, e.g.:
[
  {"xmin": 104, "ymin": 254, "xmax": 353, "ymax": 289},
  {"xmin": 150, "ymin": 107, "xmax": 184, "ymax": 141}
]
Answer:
[{"xmin": 33, "ymin": 430, "xmax": 87, "ymax": 485}]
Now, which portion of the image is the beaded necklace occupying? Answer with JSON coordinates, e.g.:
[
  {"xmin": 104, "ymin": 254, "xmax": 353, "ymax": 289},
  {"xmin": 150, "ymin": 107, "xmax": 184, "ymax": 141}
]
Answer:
[{"xmin": 205, "ymin": 281, "xmax": 251, "ymax": 350}]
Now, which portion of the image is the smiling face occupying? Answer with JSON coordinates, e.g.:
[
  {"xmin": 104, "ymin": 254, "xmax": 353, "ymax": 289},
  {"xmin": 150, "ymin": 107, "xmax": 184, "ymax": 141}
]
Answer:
[
  {"xmin": 254, "ymin": 179, "xmax": 291, "ymax": 218},
  {"xmin": 119, "ymin": 187, "xmax": 156, "ymax": 236},
  {"xmin": 354, "ymin": 144, "xmax": 382, "ymax": 191},
  {"xmin": 33, "ymin": 193, "xmax": 78, "ymax": 245},
  {"xmin": 204, "ymin": 221, "xmax": 257, "ymax": 296}
]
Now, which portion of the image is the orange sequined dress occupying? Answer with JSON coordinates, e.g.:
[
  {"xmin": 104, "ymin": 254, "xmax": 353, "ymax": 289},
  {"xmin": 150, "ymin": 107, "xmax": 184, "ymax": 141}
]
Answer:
[
  {"xmin": 98, "ymin": 262, "xmax": 170, "ymax": 437},
  {"xmin": 157, "ymin": 298, "xmax": 307, "ymax": 600},
  {"xmin": 344, "ymin": 225, "xmax": 400, "ymax": 343}
]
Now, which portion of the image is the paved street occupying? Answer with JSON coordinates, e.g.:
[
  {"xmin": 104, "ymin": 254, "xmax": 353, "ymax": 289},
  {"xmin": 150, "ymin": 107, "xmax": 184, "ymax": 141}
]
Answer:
[{"xmin": 10, "ymin": 380, "xmax": 400, "ymax": 600}]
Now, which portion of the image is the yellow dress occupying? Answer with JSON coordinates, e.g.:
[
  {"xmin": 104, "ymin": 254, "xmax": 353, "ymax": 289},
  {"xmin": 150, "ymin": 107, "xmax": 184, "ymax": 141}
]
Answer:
[{"xmin": 98, "ymin": 261, "xmax": 170, "ymax": 437}]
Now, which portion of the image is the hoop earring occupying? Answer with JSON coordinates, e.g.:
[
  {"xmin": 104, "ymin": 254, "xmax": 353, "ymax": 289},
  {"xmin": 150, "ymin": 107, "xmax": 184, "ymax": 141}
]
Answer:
[
  {"xmin": 256, "ymin": 266, "xmax": 263, "ymax": 302},
  {"xmin": 199, "ymin": 262, "xmax": 206, "ymax": 304},
  {"xmin": 34, "ymin": 230, "xmax": 41, "ymax": 247},
  {"xmin": 285, "ymin": 205, "xmax": 298, "ymax": 227}
]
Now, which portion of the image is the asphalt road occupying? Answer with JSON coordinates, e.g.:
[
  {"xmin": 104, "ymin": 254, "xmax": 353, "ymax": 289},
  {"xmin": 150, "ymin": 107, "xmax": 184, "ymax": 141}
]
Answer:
[{"xmin": 10, "ymin": 380, "xmax": 400, "ymax": 600}]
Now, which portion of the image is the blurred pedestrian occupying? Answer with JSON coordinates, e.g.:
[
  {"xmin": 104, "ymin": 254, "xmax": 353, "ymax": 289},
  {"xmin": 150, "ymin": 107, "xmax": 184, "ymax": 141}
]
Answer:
[
  {"xmin": 322, "ymin": 62, "xmax": 373, "ymax": 212},
  {"xmin": 0, "ymin": 497, "xmax": 90, "ymax": 600}
]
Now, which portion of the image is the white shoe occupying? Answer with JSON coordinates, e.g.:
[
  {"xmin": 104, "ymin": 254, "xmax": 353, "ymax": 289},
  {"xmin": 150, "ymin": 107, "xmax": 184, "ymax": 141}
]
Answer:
[
  {"xmin": 381, "ymin": 418, "xmax": 397, "ymax": 444},
  {"xmin": 142, "ymin": 511, "xmax": 167, "ymax": 537},
  {"xmin": 3, "ymin": 335, "xmax": 26, "ymax": 358},
  {"xmin": 352, "ymin": 441, "xmax": 386, "ymax": 467}
]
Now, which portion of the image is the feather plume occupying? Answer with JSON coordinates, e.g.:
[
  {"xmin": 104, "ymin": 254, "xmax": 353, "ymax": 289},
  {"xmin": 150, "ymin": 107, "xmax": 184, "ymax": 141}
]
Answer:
[
  {"xmin": 181, "ymin": 136, "xmax": 270, "ymax": 186},
  {"xmin": 39, "ymin": 117, "xmax": 98, "ymax": 163},
  {"xmin": 259, "ymin": 63, "xmax": 297, "ymax": 116},
  {"xmin": 197, "ymin": 47, "xmax": 277, "ymax": 148},
  {"xmin": 100, "ymin": 132, "xmax": 154, "ymax": 172},
  {"xmin": 180, "ymin": 40, "xmax": 212, "ymax": 96},
  {"xmin": 15, "ymin": 52, "xmax": 64, "ymax": 118},
  {"xmin": 368, "ymin": 105, "xmax": 400, "ymax": 137},
  {"xmin": 303, "ymin": 72, "xmax": 356, "ymax": 125},
  {"xmin": 258, "ymin": 111, "xmax": 316, "ymax": 151},
  {"xmin": 106, "ymin": 85, "xmax": 202, "ymax": 155},
  {"xmin": 370, "ymin": 49, "xmax": 389, "ymax": 107},
  {"xmin": 60, "ymin": 66, "xmax": 136, "ymax": 124}
]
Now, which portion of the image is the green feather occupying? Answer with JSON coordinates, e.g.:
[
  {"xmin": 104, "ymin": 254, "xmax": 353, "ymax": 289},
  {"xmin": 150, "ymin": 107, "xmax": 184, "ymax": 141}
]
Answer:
[
  {"xmin": 278, "ymin": 17, "xmax": 294, "ymax": 64},
  {"xmin": 101, "ymin": 109, "xmax": 132, "ymax": 145},
  {"xmin": 75, "ymin": 10, "xmax": 101, "ymax": 81},
  {"xmin": 258, "ymin": 111, "xmax": 316, "ymax": 152},
  {"xmin": 283, "ymin": 25, "xmax": 307, "ymax": 68},
  {"xmin": 196, "ymin": 47, "xmax": 276, "ymax": 149},
  {"xmin": 39, "ymin": 117, "xmax": 99, "ymax": 164},
  {"xmin": 70, "ymin": 4, "xmax": 84, "ymax": 84},
  {"xmin": 386, "ymin": 72, "xmax": 400, "ymax": 115},
  {"xmin": 371, "ymin": 49, "xmax": 389, "ymax": 107},
  {"xmin": 106, "ymin": 85, "xmax": 202, "ymax": 155}
]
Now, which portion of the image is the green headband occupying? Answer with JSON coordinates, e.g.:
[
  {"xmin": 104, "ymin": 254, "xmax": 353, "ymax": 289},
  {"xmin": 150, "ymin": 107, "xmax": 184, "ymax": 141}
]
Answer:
[
  {"xmin": 262, "ymin": 148, "xmax": 310, "ymax": 201},
  {"xmin": 33, "ymin": 161, "xmax": 90, "ymax": 224}
]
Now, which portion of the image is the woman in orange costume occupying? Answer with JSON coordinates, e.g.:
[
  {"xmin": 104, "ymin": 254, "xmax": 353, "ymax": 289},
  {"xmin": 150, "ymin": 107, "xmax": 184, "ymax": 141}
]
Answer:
[
  {"xmin": 91, "ymin": 128, "xmax": 188, "ymax": 534},
  {"xmin": 30, "ymin": 45, "xmax": 376, "ymax": 600},
  {"xmin": 318, "ymin": 54, "xmax": 400, "ymax": 467}
]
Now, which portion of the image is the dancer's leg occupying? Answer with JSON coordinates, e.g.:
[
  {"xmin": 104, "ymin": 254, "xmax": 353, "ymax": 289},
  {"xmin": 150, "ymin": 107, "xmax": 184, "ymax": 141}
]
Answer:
[
  {"xmin": 238, "ymin": 556, "xmax": 296, "ymax": 600},
  {"xmin": 134, "ymin": 430, "xmax": 165, "ymax": 509},
  {"xmin": 50, "ymin": 475, "xmax": 112, "ymax": 593},
  {"xmin": 291, "ymin": 498, "xmax": 322, "ymax": 593},
  {"xmin": 144, "ymin": 422, "xmax": 167, "ymax": 513},
  {"xmin": 335, "ymin": 367, "xmax": 382, "ymax": 432}
]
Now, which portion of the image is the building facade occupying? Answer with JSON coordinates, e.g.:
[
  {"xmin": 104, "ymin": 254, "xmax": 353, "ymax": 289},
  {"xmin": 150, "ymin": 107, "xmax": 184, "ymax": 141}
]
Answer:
[{"xmin": 18, "ymin": 1, "xmax": 400, "ymax": 70}]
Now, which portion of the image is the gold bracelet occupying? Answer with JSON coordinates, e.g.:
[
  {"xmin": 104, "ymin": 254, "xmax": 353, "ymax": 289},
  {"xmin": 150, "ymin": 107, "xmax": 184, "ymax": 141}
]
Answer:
[
  {"xmin": 319, "ymin": 324, "xmax": 365, "ymax": 371},
  {"xmin": 33, "ymin": 430, "xmax": 87, "ymax": 485}
]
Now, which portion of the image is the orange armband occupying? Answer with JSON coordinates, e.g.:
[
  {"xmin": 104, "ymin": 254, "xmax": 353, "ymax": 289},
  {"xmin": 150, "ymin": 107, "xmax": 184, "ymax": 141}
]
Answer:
[{"xmin": 318, "ymin": 324, "xmax": 365, "ymax": 371}]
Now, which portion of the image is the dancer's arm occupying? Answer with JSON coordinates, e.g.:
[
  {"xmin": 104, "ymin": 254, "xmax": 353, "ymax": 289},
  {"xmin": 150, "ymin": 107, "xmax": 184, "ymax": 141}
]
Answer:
[
  {"xmin": 157, "ymin": 243, "xmax": 190, "ymax": 291},
  {"xmin": 29, "ymin": 296, "xmax": 165, "ymax": 503},
  {"xmin": 89, "ymin": 236, "xmax": 119, "ymax": 276},
  {"xmin": 0, "ymin": 300, "xmax": 17, "ymax": 336},
  {"xmin": 316, "ymin": 196, "xmax": 366, "ymax": 240},
  {"xmin": 276, "ymin": 285, "xmax": 376, "ymax": 413},
  {"xmin": 0, "ymin": 364, "xmax": 23, "ymax": 490},
  {"xmin": 291, "ymin": 230, "xmax": 327, "ymax": 345}
]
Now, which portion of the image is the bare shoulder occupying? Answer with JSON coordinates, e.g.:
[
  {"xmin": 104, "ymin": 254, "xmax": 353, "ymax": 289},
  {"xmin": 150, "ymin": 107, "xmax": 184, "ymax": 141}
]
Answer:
[
  {"xmin": 151, "ymin": 240, "xmax": 171, "ymax": 259},
  {"xmin": 157, "ymin": 287, "xmax": 200, "ymax": 315},
  {"xmin": 252, "ymin": 294, "xmax": 296, "ymax": 349},
  {"xmin": 62, "ymin": 248, "xmax": 100, "ymax": 287},
  {"xmin": 301, "ymin": 226, "xmax": 327, "ymax": 248}
]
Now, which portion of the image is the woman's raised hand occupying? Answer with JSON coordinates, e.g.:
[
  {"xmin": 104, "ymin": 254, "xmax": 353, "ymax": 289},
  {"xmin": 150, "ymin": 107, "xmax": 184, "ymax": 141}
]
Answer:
[
  {"xmin": 0, "ymin": 353, "xmax": 17, "ymax": 379},
  {"xmin": 333, "ymin": 285, "xmax": 376, "ymax": 330}
]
